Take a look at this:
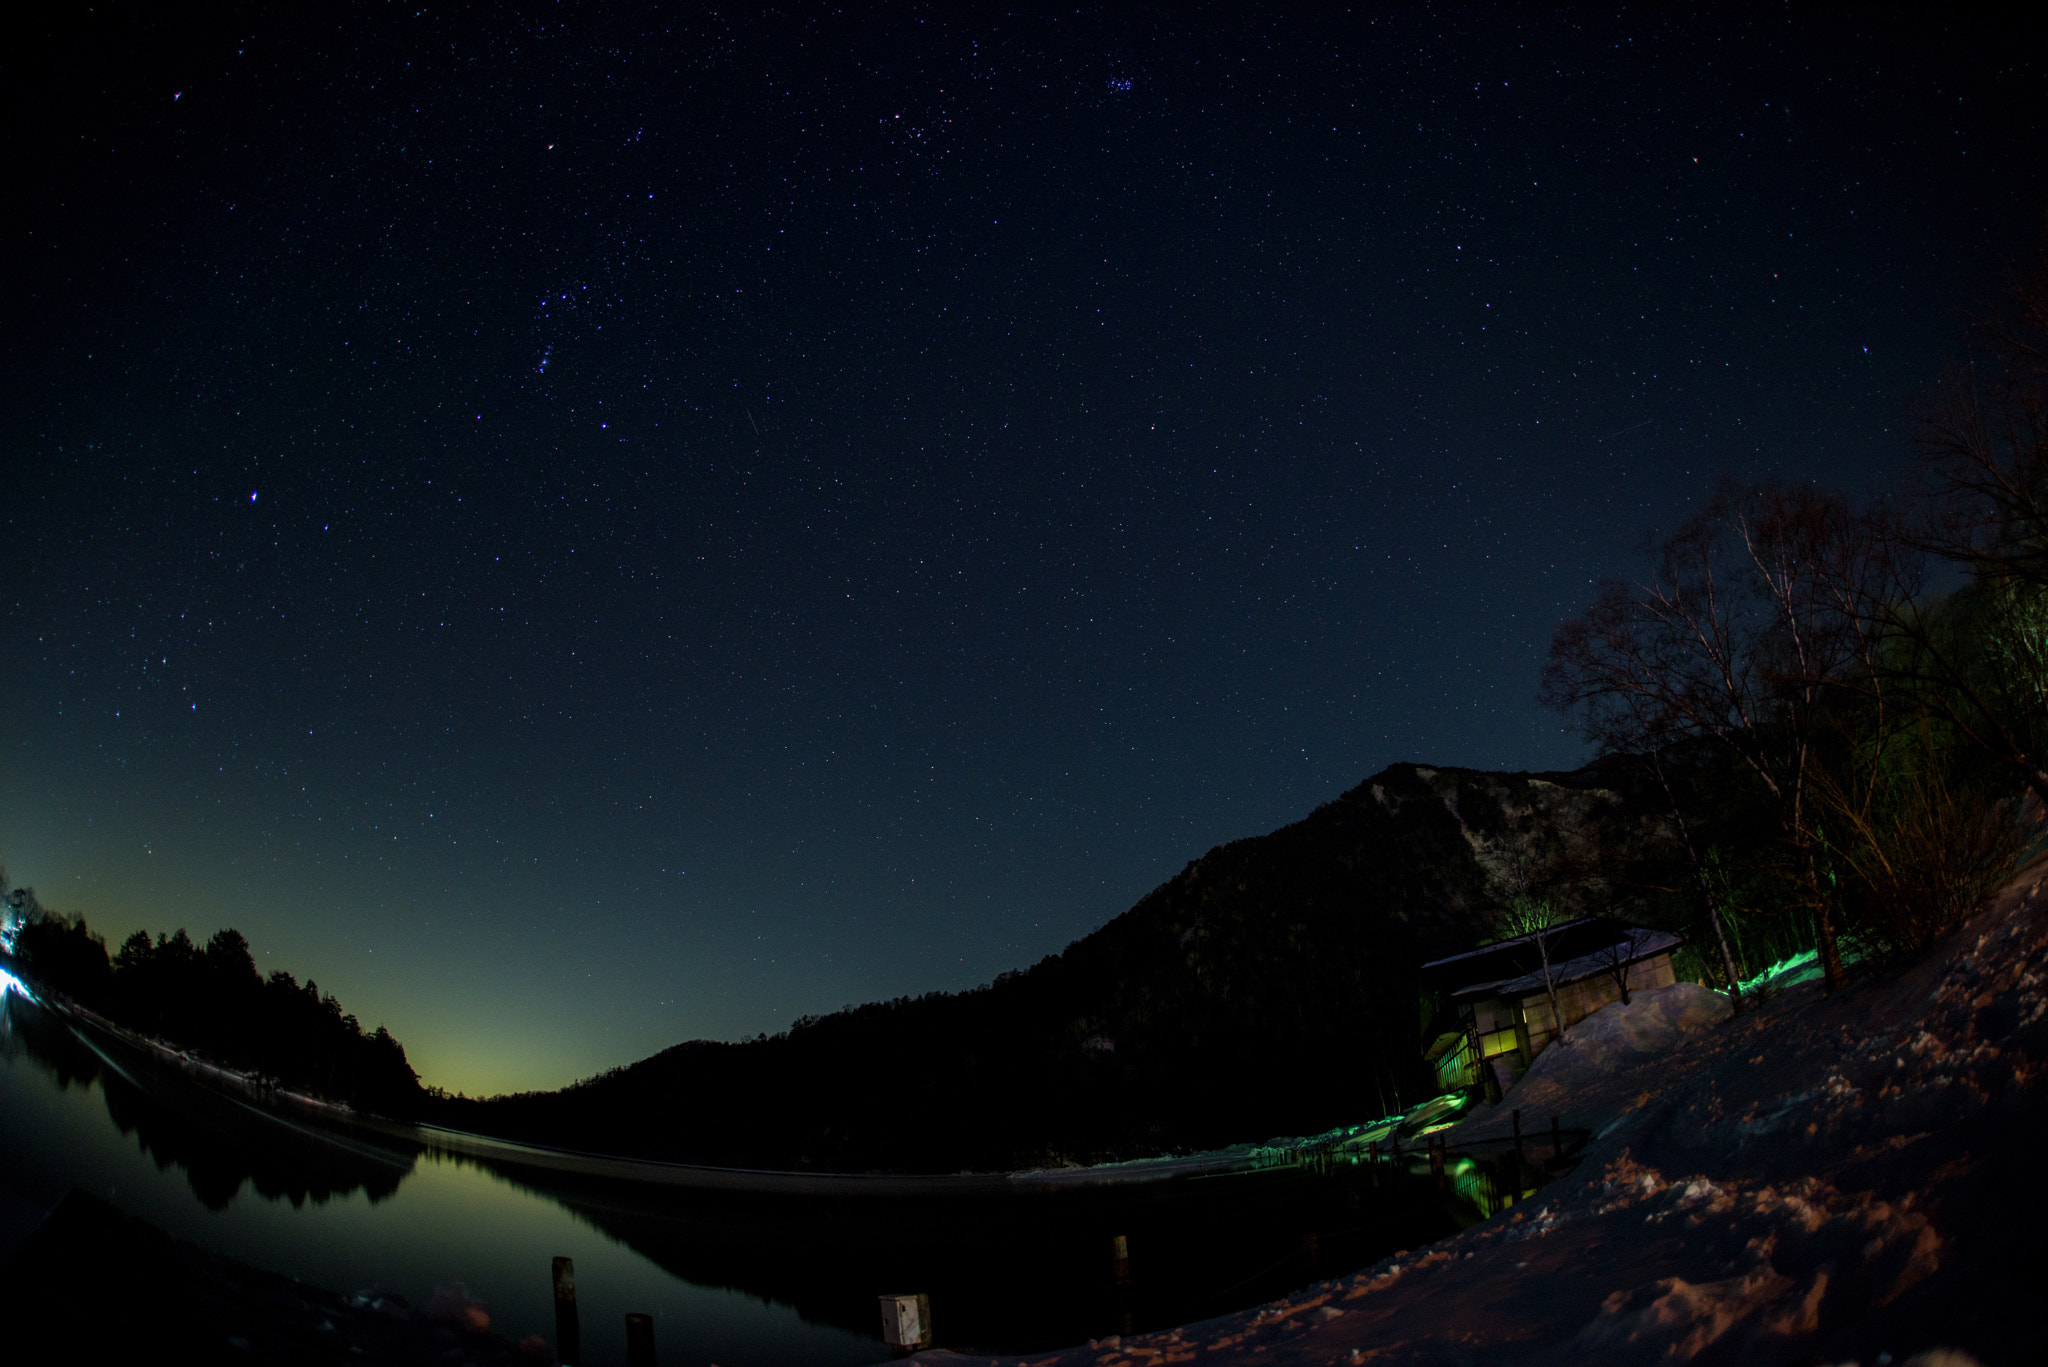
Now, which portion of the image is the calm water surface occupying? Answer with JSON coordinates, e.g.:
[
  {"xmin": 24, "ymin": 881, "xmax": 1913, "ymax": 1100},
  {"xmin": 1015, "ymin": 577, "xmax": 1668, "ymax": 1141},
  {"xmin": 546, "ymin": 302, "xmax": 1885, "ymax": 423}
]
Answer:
[{"xmin": 1, "ymin": 983, "xmax": 1496, "ymax": 1365}]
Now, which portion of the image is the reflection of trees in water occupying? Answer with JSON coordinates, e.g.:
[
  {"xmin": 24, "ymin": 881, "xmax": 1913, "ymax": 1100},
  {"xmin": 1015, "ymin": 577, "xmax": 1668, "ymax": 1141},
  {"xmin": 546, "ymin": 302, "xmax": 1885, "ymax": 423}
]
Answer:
[
  {"xmin": 475, "ymin": 1161, "xmax": 1463, "ymax": 1354},
  {"xmin": 4, "ymin": 992, "xmax": 414, "ymax": 1212},
  {"xmin": 1, "ymin": 990, "xmax": 107, "ymax": 1093},
  {"xmin": 97, "ymin": 1082, "xmax": 410, "ymax": 1210}
]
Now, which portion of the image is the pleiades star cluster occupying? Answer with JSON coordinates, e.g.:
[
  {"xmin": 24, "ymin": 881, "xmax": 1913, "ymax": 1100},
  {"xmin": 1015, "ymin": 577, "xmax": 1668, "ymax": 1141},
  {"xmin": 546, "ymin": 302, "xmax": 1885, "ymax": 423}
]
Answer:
[{"xmin": 4, "ymin": 4, "xmax": 2043, "ymax": 1093}]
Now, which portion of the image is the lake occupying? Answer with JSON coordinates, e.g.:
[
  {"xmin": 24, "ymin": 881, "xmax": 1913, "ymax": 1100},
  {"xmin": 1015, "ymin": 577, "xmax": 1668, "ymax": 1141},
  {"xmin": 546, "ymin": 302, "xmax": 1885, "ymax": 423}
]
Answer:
[{"xmin": 0, "ymin": 978, "xmax": 1519, "ymax": 1366}]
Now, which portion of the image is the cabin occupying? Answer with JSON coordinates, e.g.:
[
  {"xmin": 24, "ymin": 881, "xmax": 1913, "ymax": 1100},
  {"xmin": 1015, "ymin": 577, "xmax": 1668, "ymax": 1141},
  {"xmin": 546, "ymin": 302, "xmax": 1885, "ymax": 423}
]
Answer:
[{"xmin": 1420, "ymin": 917, "xmax": 1684, "ymax": 1099}]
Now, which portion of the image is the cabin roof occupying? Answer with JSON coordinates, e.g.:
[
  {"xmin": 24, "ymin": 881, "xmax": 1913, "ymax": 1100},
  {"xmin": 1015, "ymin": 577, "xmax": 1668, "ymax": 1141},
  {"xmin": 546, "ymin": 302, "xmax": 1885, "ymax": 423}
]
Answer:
[
  {"xmin": 1420, "ymin": 916, "xmax": 1604, "ymax": 976},
  {"xmin": 1422, "ymin": 916, "xmax": 1655, "ymax": 994},
  {"xmin": 1446, "ymin": 927, "xmax": 1685, "ymax": 1004}
]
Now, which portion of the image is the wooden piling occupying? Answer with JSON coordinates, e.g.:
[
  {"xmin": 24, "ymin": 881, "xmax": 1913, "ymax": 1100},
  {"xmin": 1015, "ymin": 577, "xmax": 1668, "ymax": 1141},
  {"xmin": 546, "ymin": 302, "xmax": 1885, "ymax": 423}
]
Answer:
[
  {"xmin": 553, "ymin": 1257, "xmax": 581, "ymax": 1367},
  {"xmin": 1111, "ymin": 1233, "xmax": 1131, "ymax": 1286},
  {"xmin": 1551, "ymin": 1114, "xmax": 1563, "ymax": 1160},
  {"xmin": 625, "ymin": 1313, "xmax": 656, "ymax": 1367}
]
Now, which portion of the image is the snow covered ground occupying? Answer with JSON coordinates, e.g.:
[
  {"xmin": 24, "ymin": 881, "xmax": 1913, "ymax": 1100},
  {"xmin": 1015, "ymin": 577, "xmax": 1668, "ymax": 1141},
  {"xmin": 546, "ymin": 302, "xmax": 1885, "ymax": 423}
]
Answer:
[
  {"xmin": 904, "ymin": 852, "xmax": 2048, "ymax": 1367},
  {"xmin": 1507, "ymin": 980, "xmax": 1732, "ymax": 1097}
]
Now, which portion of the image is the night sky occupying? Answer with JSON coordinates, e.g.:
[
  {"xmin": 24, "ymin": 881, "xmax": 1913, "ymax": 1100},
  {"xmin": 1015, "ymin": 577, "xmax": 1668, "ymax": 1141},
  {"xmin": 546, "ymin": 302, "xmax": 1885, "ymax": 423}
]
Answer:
[{"xmin": 5, "ymin": 5, "xmax": 2044, "ymax": 1095}]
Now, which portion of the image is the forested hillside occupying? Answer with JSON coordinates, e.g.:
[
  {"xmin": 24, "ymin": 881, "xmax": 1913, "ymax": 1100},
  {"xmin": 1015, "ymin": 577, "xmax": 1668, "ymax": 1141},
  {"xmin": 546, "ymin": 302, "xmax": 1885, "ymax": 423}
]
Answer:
[{"xmin": 441, "ymin": 756, "xmax": 1702, "ymax": 1171}]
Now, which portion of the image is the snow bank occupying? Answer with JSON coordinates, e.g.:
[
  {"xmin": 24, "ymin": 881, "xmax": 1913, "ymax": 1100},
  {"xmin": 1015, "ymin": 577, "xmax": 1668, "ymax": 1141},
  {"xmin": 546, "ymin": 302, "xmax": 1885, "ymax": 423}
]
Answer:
[{"xmin": 1518, "ymin": 982, "xmax": 1732, "ymax": 1088}]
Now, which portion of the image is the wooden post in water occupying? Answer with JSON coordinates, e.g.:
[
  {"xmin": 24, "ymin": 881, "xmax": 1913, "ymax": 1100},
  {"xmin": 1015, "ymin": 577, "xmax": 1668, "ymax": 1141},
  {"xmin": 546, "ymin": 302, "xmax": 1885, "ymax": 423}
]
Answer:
[
  {"xmin": 1112, "ymin": 1233, "xmax": 1135, "ymax": 1336},
  {"xmin": 625, "ymin": 1313, "xmax": 656, "ymax": 1367},
  {"xmin": 553, "ymin": 1257, "xmax": 581, "ymax": 1367},
  {"xmin": 1551, "ymin": 1114, "xmax": 1563, "ymax": 1161}
]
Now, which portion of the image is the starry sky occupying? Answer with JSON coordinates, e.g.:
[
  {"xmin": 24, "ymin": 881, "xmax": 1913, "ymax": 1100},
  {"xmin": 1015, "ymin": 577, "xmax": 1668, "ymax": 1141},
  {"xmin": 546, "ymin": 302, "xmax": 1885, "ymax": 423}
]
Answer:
[{"xmin": 5, "ymin": 4, "xmax": 2045, "ymax": 1095}]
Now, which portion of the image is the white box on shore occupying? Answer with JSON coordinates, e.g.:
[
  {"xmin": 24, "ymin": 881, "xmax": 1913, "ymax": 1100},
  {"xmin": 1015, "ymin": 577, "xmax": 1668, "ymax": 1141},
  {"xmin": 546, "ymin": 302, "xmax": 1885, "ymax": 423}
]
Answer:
[{"xmin": 879, "ymin": 1292, "xmax": 932, "ymax": 1350}]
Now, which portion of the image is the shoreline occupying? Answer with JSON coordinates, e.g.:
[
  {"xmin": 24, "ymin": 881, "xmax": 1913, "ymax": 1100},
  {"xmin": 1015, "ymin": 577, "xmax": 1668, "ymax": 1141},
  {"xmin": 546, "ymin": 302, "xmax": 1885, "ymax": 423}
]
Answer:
[{"xmin": 29, "ymin": 977, "xmax": 1533, "ymax": 1199}]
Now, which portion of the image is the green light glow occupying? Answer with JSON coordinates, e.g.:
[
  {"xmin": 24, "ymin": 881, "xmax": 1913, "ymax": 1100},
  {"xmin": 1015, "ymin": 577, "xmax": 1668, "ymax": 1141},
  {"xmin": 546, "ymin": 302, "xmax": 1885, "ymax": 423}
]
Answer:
[{"xmin": 1729, "ymin": 948, "xmax": 1820, "ymax": 997}]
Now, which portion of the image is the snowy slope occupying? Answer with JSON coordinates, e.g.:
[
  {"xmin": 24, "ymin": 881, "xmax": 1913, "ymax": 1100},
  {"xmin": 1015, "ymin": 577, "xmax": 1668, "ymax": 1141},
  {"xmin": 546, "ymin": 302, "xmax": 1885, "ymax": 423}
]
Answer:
[{"xmin": 902, "ymin": 847, "xmax": 2048, "ymax": 1367}]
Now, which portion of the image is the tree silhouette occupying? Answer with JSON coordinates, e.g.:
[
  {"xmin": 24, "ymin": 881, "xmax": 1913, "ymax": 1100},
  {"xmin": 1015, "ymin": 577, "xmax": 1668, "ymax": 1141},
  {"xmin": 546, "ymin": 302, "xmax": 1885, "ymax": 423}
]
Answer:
[{"xmin": 1541, "ymin": 482, "xmax": 1887, "ymax": 992}]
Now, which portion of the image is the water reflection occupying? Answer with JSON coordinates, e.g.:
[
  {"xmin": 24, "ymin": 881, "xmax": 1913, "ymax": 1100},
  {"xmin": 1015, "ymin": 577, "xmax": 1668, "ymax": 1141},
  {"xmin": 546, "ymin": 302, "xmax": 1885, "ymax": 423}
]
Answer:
[
  {"xmin": 2, "ymin": 984, "xmax": 1545, "ymax": 1360},
  {"xmin": 390, "ymin": 1123, "xmax": 1494, "ymax": 1352},
  {"xmin": 1, "ymin": 988, "xmax": 414, "ymax": 1210},
  {"xmin": 1436, "ymin": 1144, "xmax": 1540, "ymax": 1222},
  {"xmin": 503, "ymin": 1154, "xmax": 1466, "ymax": 1352},
  {"xmin": 0, "ymin": 987, "xmax": 883, "ymax": 1367}
]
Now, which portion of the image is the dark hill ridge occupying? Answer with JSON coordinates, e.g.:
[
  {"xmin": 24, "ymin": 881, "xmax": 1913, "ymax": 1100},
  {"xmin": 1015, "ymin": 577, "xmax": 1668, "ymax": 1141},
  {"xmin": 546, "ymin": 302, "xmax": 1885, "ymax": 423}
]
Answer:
[{"xmin": 443, "ymin": 758, "xmax": 1691, "ymax": 1172}]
